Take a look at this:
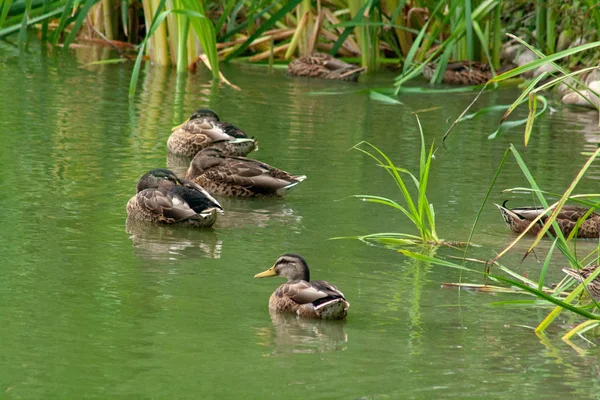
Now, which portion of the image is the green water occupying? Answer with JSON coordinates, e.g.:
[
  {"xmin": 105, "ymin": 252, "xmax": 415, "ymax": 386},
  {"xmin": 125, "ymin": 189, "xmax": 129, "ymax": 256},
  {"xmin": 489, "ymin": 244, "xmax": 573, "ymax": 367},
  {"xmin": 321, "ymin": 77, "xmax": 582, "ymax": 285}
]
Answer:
[{"xmin": 2, "ymin": 47, "xmax": 600, "ymax": 399}]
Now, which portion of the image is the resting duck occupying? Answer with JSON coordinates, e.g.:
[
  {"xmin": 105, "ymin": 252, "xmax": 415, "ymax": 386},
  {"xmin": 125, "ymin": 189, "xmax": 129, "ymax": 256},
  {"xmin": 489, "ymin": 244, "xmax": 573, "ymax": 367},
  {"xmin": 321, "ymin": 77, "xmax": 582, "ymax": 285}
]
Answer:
[
  {"xmin": 287, "ymin": 53, "xmax": 363, "ymax": 82},
  {"xmin": 254, "ymin": 254, "xmax": 350, "ymax": 320},
  {"xmin": 185, "ymin": 147, "xmax": 307, "ymax": 197},
  {"xmin": 422, "ymin": 61, "xmax": 492, "ymax": 85},
  {"xmin": 168, "ymin": 108, "xmax": 258, "ymax": 157},
  {"xmin": 495, "ymin": 201, "xmax": 600, "ymax": 238},
  {"xmin": 563, "ymin": 265, "xmax": 600, "ymax": 301},
  {"xmin": 127, "ymin": 169, "xmax": 223, "ymax": 227}
]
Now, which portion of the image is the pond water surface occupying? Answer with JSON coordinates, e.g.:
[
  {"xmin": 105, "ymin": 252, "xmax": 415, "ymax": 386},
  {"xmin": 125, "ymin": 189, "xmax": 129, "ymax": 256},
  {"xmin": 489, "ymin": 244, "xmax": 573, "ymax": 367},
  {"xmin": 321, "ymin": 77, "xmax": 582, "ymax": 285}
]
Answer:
[{"xmin": 2, "ymin": 46, "xmax": 600, "ymax": 399}]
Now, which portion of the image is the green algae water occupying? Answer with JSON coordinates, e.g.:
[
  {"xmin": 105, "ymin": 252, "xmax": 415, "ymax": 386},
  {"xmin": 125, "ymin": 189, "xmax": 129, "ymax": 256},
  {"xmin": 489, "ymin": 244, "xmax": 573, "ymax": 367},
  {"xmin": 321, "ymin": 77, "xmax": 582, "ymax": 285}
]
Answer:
[{"xmin": 2, "ymin": 46, "xmax": 600, "ymax": 399}]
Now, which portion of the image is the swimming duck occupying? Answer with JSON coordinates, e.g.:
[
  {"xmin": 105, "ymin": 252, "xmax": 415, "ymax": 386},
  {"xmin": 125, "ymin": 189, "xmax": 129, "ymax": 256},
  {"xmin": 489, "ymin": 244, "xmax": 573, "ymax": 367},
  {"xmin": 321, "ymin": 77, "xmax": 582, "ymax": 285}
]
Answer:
[
  {"xmin": 563, "ymin": 265, "xmax": 600, "ymax": 301},
  {"xmin": 185, "ymin": 147, "xmax": 307, "ymax": 197},
  {"xmin": 495, "ymin": 201, "xmax": 600, "ymax": 238},
  {"xmin": 287, "ymin": 53, "xmax": 363, "ymax": 82},
  {"xmin": 422, "ymin": 61, "xmax": 492, "ymax": 85},
  {"xmin": 127, "ymin": 168, "xmax": 223, "ymax": 227},
  {"xmin": 254, "ymin": 254, "xmax": 349, "ymax": 320},
  {"xmin": 168, "ymin": 108, "xmax": 258, "ymax": 157}
]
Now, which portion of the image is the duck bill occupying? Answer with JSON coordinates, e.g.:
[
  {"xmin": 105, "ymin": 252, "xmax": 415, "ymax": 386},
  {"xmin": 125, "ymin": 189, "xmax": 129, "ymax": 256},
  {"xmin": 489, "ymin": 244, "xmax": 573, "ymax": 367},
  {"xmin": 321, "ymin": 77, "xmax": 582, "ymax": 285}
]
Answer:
[
  {"xmin": 254, "ymin": 266, "xmax": 277, "ymax": 278},
  {"xmin": 171, "ymin": 118, "xmax": 190, "ymax": 132}
]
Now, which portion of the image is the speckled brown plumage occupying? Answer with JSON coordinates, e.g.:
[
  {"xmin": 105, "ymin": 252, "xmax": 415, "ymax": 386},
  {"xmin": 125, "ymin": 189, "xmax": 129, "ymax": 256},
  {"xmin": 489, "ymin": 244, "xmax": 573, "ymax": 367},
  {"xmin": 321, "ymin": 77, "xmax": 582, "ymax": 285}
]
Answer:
[
  {"xmin": 167, "ymin": 108, "xmax": 258, "ymax": 157},
  {"xmin": 495, "ymin": 202, "xmax": 600, "ymax": 238},
  {"xmin": 287, "ymin": 53, "xmax": 363, "ymax": 82},
  {"xmin": 422, "ymin": 61, "xmax": 492, "ymax": 85},
  {"xmin": 126, "ymin": 169, "xmax": 223, "ymax": 227},
  {"xmin": 255, "ymin": 254, "xmax": 349, "ymax": 320},
  {"xmin": 185, "ymin": 148, "xmax": 307, "ymax": 197},
  {"xmin": 562, "ymin": 265, "xmax": 600, "ymax": 301}
]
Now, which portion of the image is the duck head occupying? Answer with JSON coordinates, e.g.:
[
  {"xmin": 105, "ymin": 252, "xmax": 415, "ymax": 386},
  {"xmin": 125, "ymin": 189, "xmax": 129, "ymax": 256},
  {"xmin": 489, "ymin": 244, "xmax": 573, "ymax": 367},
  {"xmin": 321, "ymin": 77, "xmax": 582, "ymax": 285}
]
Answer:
[
  {"xmin": 255, "ymin": 254, "xmax": 310, "ymax": 282},
  {"xmin": 136, "ymin": 168, "xmax": 180, "ymax": 193}
]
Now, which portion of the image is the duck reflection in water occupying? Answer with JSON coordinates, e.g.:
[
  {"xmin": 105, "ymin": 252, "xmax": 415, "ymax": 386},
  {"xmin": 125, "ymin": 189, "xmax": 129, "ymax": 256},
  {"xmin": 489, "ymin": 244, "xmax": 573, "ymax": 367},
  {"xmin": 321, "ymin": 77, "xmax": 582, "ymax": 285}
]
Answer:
[
  {"xmin": 126, "ymin": 216, "xmax": 223, "ymax": 260},
  {"xmin": 216, "ymin": 200, "xmax": 303, "ymax": 231},
  {"xmin": 257, "ymin": 310, "xmax": 348, "ymax": 355}
]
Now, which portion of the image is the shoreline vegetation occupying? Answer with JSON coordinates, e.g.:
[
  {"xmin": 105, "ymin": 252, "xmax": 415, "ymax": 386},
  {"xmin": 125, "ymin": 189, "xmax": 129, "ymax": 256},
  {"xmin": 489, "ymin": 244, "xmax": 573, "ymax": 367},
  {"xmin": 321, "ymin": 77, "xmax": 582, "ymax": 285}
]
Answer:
[
  {"xmin": 5, "ymin": 0, "xmax": 600, "ymax": 342},
  {"xmin": 1, "ymin": 2, "xmax": 599, "ymax": 90}
]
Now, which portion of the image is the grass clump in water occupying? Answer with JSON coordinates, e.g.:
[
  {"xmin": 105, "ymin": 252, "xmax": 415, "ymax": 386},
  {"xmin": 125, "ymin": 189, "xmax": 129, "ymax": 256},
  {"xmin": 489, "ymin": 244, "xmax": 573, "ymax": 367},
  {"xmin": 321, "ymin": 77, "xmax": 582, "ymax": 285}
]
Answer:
[{"xmin": 334, "ymin": 115, "xmax": 465, "ymax": 248}]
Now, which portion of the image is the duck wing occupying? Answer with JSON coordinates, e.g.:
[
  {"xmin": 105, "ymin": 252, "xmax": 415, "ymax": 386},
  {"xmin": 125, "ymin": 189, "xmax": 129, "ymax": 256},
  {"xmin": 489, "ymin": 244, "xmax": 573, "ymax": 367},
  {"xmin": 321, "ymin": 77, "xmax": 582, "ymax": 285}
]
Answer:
[
  {"xmin": 136, "ymin": 188, "xmax": 197, "ymax": 221},
  {"xmin": 169, "ymin": 185, "xmax": 223, "ymax": 214},
  {"xmin": 186, "ymin": 120, "xmax": 239, "ymax": 142},
  {"xmin": 279, "ymin": 280, "xmax": 346, "ymax": 305},
  {"xmin": 509, "ymin": 205, "xmax": 597, "ymax": 222},
  {"xmin": 206, "ymin": 157, "xmax": 304, "ymax": 193},
  {"xmin": 179, "ymin": 178, "xmax": 223, "ymax": 211}
]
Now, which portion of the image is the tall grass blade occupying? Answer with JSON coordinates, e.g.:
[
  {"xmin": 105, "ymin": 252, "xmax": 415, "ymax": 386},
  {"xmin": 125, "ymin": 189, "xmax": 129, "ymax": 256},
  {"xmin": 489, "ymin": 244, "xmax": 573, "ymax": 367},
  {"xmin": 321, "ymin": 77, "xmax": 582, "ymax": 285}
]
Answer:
[
  {"xmin": 0, "ymin": 0, "xmax": 14, "ymax": 28},
  {"xmin": 463, "ymin": 148, "xmax": 510, "ymax": 258},
  {"xmin": 225, "ymin": 0, "xmax": 303, "ymax": 61},
  {"xmin": 464, "ymin": 0, "xmax": 473, "ymax": 60},
  {"xmin": 538, "ymin": 239, "xmax": 557, "ymax": 291},
  {"xmin": 62, "ymin": 0, "xmax": 98, "ymax": 50},
  {"xmin": 179, "ymin": 0, "xmax": 218, "ymax": 78},
  {"xmin": 129, "ymin": 0, "xmax": 167, "ymax": 98},
  {"xmin": 523, "ymin": 93, "xmax": 537, "ymax": 147},
  {"xmin": 490, "ymin": 40, "xmax": 600, "ymax": 82},
  {"xmin": 501, "ymin": 72, "xmax": 547, "ymax": 122},
  {"xmin": 50, "ymin": 0, "xmax": 74, "ymax": 45},
  {"xmin": 525, "ymin": 147, "xmax": 600, "ymax": 257}
]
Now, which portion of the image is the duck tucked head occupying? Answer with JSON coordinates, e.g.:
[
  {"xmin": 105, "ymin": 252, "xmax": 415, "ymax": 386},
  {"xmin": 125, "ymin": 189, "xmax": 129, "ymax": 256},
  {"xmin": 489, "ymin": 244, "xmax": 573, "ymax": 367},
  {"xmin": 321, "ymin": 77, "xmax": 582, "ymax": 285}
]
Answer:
[
  {"xmin": 190, "ymin": 108, "xmax": 220, "ymax": 122},
  {"xmin": 136, "ymin": 168, "xmax": 180, "ymax": 193},
  {"xmin": 255, "ymin": 254, "xmax": 310, "ymax": 282}
]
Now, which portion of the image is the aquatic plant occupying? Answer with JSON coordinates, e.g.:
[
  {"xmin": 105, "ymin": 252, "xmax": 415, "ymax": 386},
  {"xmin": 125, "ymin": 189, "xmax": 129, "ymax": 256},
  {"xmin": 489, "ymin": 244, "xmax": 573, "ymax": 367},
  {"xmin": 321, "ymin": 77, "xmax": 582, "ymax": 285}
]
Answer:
[
  {"xmin": 396, "ymin": 140, "xmax": 600, "ymax": 342},
  {"xmin": 334, "ymin": 115, "xmax": 448, "ymax": 247}
]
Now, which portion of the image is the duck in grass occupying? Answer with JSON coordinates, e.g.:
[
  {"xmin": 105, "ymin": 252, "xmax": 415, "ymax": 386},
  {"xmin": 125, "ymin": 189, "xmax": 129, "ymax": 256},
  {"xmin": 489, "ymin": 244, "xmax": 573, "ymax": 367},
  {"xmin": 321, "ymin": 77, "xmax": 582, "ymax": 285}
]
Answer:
[
  {"xmin": 495, "ymin": 201, "xmax": 600, "ymax": 238},
  {"xmin": 563, "ymin": 265, "xmax": 600, "ymax": 301},
  {"xmin": 168, "ymin": 108, "xmax": 258, "ymax": 157},
  {"xmin": 254, "ymin": 254, "xmax": 349, "ymax": 320},
  {"xmin": 127, "ymin": 169, "xmax": 223, "ymax": 227},
  {"xmin": 287, "ymin": 53, "xmax": 363, "ymax": 82},
  {"xmin": 185, "ymin": 147, "xmax": 307, "ymax": 197},
  {"xmin": 422, "ymin": 61, "xmax": 492, "ymax": 85}
]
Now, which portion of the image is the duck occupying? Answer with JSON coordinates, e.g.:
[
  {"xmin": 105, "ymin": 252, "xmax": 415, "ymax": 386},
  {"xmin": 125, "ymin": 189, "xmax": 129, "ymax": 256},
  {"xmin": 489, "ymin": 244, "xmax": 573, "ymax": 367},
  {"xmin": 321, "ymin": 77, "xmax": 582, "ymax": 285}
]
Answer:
[
  {"xmin": 495, "ymin": 201, "xmax": 600, "ymax": 238},
  {"xmin": 287, "ymin": 52, "xmax": 363, "ymax": 82},
  {"xmin": 126, "ymin": 168, "xmax": 223, "ymax": 227},
  {"xmin": 422, "ymin": 61, "xmax": 492, "ymax": 85},
  {"xmin": 254, "ymin": 254, "xmax": 349, "ymax": 320},
  {"xmin": 562, "ymin": 265, "xmax": 600, "ymax": 301},
  {"xmin": 185, "ymin": 147, "xmax": 307, "ymax": 197},
  {"xmin": 168, "ymin": 108, "xmax": 258, "ymax": 157}
]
